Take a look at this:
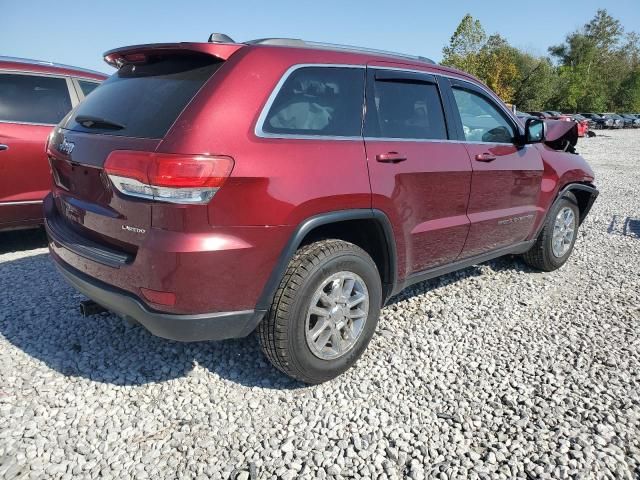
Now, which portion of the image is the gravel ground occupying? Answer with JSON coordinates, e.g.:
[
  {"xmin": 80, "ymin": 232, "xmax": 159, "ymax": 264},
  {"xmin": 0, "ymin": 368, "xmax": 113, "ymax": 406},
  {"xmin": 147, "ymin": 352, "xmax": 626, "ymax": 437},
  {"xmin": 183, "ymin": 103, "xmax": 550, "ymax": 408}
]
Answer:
[{"xmin": 1, "ymin": 129, "xmax": 639, "ymax": 480}]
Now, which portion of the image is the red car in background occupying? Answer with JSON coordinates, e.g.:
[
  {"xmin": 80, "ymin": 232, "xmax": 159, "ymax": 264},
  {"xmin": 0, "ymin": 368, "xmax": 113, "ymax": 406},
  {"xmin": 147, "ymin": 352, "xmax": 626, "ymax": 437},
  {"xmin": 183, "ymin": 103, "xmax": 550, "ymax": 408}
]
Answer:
[
  {"xmin": 527, "ymin": 111, "xmax": 589, "ymax": 137},
  {"xmin": 0, "ymin": 57, "xmax": 106, "ymax": 232},
  {"xmin": 544, "ymin": 110, "xmax": 574, "ymax": 121},
  {"xmin": 571, "ymin": 114, "xmax": 591, "ymax": 137}
]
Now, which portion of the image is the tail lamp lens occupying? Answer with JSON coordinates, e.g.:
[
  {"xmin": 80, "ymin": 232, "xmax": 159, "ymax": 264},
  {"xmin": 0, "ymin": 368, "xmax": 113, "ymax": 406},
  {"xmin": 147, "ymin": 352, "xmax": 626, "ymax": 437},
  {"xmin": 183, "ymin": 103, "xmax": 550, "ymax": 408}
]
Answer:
[{"xmin": 104, "ymin": 151, "xmax": 233, "ymax": 204}]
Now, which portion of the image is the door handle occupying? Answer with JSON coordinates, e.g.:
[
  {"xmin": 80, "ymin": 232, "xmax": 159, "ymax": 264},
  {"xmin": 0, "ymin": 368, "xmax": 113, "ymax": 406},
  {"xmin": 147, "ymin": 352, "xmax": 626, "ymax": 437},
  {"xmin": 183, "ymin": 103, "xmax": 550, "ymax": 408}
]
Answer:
[
  {"xmin": 475, "ymin": 153, "xmax": 496, "ymax": 162},
  {"xmin": 376, "ymin": 152, "xmax": 407, "ymax": 163},
  {"xmin": 0, "ymin": 144, "xmax": 8, "ymax": 151}
]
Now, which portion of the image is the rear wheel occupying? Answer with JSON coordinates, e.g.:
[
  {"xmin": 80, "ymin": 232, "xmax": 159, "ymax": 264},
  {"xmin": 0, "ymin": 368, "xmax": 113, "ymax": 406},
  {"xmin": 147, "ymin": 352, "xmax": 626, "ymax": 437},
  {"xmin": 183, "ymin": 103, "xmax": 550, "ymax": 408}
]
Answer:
[
  {"xmin": 258, "ymin": 239, "xmax": 382, "ymax": 384},
  {"xmin": 522, "ymin": 192, "xmax": 580, "ymax": 271}
]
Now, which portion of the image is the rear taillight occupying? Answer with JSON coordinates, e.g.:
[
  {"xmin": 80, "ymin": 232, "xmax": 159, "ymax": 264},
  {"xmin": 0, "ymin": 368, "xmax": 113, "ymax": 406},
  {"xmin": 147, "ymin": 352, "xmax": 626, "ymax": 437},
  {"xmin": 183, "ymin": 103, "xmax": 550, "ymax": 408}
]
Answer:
[{"xmin": 104, "ymin": 151, "xmax": 233, "ymax": 204}]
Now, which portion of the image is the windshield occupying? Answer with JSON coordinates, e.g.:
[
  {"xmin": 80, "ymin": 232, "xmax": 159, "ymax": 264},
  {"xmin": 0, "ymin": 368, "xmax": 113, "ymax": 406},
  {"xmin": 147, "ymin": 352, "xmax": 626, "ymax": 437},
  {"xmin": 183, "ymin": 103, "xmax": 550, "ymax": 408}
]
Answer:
[{"xmin": 66, "ymin": 53, "xmax": 222, "ymax": 138}]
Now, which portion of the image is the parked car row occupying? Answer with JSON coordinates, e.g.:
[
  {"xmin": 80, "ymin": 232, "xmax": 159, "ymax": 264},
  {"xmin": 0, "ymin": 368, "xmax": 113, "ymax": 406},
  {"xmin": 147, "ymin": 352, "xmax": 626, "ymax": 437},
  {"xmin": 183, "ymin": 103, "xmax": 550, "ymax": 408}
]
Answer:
[
  {"xmin": 516, "ymin": 110, "xmax": 592, "ymax": 137},
  {"xmin": 570, "ymin": 112, "xmax": 639, "ymax": 129},
  {"xmin": 516, "ymin": 110, "xmax": 640, "ymax": 139}
]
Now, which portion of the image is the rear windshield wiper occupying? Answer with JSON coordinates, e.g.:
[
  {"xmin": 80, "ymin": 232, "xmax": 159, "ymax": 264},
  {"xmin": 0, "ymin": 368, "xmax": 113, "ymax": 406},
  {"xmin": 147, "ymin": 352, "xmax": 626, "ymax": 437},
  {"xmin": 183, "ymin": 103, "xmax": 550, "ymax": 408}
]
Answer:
[{"xmin": 75, "ymin": 115, "xmax": 125, "ymax": 130}]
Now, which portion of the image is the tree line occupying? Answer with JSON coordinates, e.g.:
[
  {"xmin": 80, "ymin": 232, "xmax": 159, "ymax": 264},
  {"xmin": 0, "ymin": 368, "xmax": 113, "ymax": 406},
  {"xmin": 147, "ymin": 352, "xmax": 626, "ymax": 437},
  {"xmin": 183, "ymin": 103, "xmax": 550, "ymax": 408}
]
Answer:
[{"xmin": 441, "ymin": 10, "xmax": 640, "ymax": 113}]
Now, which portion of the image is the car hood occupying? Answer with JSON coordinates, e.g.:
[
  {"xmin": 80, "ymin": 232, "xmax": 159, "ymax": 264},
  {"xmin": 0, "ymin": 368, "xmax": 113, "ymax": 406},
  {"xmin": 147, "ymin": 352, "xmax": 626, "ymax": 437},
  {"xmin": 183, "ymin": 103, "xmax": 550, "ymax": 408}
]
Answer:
[{"xmin": 544, "ymin": 119, "xmax": 578, "ymax": 153}]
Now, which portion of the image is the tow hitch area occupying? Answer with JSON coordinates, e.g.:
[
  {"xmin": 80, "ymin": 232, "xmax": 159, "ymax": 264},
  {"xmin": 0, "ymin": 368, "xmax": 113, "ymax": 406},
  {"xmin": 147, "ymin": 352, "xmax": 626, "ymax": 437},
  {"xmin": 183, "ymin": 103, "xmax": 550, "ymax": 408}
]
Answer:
[{"xmin": 79, "ymin": 299, "xmax": 107, "ymax": 317}]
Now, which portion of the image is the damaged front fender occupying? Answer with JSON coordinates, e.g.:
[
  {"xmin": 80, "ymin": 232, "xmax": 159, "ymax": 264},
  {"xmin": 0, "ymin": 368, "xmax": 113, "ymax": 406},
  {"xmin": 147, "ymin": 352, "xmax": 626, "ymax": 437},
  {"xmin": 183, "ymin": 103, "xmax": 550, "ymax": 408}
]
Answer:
[{"xmin": 544, "ymin": 119, "xmax": 579, "ymax": 153}]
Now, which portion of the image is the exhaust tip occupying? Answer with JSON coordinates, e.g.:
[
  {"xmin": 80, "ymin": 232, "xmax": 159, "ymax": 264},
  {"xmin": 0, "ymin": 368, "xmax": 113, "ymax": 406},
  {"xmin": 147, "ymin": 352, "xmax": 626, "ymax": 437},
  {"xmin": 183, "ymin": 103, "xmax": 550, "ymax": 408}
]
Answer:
[{"xmin": 79, "ymin": 300, "xmax": 107, "ymax": 317}]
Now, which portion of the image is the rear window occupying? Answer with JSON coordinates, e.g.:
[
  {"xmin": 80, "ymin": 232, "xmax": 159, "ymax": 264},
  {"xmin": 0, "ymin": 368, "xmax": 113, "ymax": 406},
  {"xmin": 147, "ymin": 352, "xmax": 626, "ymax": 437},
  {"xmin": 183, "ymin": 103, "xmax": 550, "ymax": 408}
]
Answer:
[
  {"xmin": 0, "ymin": 73, "xmax": 72, "ymax": 124},
  {"xmin": 67, "ymin": 54, "xmax": 222, "ymax": 139}
]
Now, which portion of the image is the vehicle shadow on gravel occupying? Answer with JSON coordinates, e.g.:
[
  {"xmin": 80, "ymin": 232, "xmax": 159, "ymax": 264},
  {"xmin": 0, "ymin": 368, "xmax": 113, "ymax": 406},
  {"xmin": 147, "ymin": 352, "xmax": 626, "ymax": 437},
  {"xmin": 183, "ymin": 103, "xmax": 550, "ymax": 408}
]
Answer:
[
  {"xmin": 0, "ymin": 228, "xmax": 48, "ymax": 254},
  {"xmin": 2, "ymin": 252, "xmax": 533, "ymax": 389},
  {"xmin": 386, "ymin": 255, "xmax": 535, "ymax": 306},
  {"xmin": 0, "ymin": 253, "xmax": 303, "ymax": 390}
]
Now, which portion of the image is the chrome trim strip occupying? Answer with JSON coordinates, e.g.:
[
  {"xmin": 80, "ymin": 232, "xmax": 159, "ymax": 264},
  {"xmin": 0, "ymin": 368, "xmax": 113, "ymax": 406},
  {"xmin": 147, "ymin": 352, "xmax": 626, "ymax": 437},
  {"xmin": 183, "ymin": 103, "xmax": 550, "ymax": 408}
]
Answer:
[
  {"xmin": 363, "ymin": 137, "xmax": 525, "ymax": 146},
  {"xmin": 0, "ymin": 200, "xmax": 43, "ymax": 206},
  {"xmin": 0, "ymin": 69, "xmax": 104, "ymax": 85},
  {"xmin": 72, "ymin": 76, "xmax": 104, "ymax": 83},
  {"xmin": 257, "ymin": 134, "xmax": 363, "ymax": 141},
  {"xmin": 254, "ymin": 63, "xmax": 521, "ymax": 143},
  {"xmin": 254, "ymin": 63, "xmax": 365, "ymax": 141},
  {"xmin": 0, "ymin": 119, "xmax": 57, "ymax": 127},
  {"xmin": 0, "ymin": 56, "xmax": 107, "ymax": 77}
]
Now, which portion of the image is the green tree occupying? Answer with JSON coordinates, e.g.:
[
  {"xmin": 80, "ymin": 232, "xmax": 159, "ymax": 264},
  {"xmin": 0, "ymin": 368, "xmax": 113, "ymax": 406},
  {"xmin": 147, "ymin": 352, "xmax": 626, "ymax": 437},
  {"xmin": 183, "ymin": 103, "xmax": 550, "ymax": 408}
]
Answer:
[
  {"xmin": 623, "ymin": 32, "xmax": 640, "ymax": 68},
  {"xmin": 442, "ymin": 14, "xmax": 486, "ymax": 76},
  {"xmin": 616, "ymin": 69, "xmax": 640, "ymax": 111},
  {"xmin": 442, "ymin": 16, "xmax": 520, "ymax": 102},
  {"xmin": 585, "ymin": 9, "xmax": 624, "ymax": 51},
  {"xmin": 511, "ymin": 53, "xmax": 557, "ymax": 111},
  {"xmin": 443, "ymin": 10, "xmax": 638, "ymax": 112},
  {"xmin": 549, "ymin": 9, "xmax": 627, "ymax": 111},
  {"xmin": 477, "ymin": 35, "xmax": 519, "ymax": 102}
]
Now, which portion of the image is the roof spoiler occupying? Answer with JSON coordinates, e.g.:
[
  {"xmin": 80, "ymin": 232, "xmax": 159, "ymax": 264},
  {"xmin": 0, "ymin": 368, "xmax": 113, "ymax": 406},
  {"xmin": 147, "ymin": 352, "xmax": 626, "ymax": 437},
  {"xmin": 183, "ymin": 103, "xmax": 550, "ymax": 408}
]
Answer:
[{"xmin": 103, "ymin": 42, "xmax": 243, "ymax": 68}]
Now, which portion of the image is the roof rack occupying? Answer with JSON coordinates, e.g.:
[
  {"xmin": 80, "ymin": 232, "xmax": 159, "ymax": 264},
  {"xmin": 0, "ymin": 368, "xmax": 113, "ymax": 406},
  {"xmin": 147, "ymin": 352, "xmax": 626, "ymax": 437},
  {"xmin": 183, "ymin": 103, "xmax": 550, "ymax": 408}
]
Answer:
[
  {"xmin": 0, "ymin": 55, "xmax": 106, "ymax": 76},
  {"xmin": 245, "ymin": 38, "xmax": 436, "ymax": 65}
]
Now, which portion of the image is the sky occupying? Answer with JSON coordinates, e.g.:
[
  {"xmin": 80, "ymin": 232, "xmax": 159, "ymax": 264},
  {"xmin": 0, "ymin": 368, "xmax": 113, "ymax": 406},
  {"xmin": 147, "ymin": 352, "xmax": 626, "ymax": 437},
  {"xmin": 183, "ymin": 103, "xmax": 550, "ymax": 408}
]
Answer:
[{"xmin": 2, "ymin": 0, "xmax": 639, "ymax": 75}]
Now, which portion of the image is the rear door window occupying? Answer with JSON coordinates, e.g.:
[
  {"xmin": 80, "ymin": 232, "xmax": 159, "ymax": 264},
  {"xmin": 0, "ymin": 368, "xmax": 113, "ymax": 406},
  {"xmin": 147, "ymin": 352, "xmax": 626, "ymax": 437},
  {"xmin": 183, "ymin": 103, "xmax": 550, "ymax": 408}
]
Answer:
[
  {"xmin": 66, "ymin": 54, "xmax": 222, "ymax": 139},
  {"xmin": 366, "ymin": 72, "xmax": 448, "ymax": 140},
  {"xmin": 0, "ymin": 73, "xmax": 72, "ymax": 124},
  {"xmin": 261, "ymin": 66, "xmax": 365, "ymax": 137},
  {"xmin": 77, "ymin": 79, "xmax": 100, "ymax": 97}
]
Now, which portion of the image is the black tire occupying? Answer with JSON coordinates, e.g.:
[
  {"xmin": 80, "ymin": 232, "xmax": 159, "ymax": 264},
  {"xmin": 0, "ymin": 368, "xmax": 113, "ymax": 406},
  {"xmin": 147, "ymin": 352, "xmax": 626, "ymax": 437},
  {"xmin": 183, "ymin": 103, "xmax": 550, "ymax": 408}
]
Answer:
[
  {"xmin": 522, "ymin": 192, "xmax": 580, "ymax": 271},
  {"xmin": 258, "ymin": 239, "xmax": 382, "ymax": 384}
]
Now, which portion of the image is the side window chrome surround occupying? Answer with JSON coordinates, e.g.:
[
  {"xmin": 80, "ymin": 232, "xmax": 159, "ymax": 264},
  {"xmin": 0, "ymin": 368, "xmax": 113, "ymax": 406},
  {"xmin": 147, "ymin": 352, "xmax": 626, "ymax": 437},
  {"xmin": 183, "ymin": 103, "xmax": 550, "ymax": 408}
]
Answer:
[
  {"xmin": 254, "ymin": 63, "xmax": 366, "ymax": 141},
  {"xmin": 254, "ymin": 62, "xmax": 522, "ymax": 144}
]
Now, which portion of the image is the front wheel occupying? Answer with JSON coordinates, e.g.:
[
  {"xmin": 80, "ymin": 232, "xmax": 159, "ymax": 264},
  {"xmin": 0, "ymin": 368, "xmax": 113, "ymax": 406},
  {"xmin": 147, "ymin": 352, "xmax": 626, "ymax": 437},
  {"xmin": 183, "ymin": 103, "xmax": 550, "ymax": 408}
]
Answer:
[
  {"xmin": 522, "ymin": 192, "xmax": 580, "ymax": 271},
  {"xmin": 258, "ymin": 239, "xmax": 382, "ymax": 384}
]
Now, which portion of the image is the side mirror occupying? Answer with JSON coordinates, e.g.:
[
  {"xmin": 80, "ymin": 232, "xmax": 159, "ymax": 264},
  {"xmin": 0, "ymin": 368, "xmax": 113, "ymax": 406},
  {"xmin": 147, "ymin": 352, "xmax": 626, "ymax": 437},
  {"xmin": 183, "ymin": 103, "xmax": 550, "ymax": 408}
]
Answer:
[{"xmin": 524, "ymin": 118, "xmax": 546, "ymax": 143}]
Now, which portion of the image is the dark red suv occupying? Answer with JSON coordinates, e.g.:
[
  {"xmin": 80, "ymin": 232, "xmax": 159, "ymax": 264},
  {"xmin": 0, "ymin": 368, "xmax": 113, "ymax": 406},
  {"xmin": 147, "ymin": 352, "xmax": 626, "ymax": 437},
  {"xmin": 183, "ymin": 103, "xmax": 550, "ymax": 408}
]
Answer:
[
  {"xmin": 44, "ymin": 37, "xmax": 598, "ymax": 383},
  {"xmin": 0, "ymin": 57, "xmax": 106, "ymax": 231}
]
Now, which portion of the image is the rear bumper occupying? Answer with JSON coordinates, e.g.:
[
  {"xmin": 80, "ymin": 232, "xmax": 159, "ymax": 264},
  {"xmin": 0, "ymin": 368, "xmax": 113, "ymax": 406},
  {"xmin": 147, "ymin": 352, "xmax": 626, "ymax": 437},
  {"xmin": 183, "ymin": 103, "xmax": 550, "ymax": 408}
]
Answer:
[
  {"xmin": 43, "ymin": 193, "xmax": 292, "ymax": 316},
  {"xmin": 53, "ymin": 255, "xmax": 265, "ymax": 341}
]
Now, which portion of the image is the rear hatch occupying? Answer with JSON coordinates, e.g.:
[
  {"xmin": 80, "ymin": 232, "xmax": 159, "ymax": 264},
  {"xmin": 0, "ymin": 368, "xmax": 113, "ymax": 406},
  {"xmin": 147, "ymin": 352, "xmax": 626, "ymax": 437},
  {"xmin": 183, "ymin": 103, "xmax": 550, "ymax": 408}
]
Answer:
[{"xmin": 48, "ymin": 45, "xmax": 236, "ymax": 253}]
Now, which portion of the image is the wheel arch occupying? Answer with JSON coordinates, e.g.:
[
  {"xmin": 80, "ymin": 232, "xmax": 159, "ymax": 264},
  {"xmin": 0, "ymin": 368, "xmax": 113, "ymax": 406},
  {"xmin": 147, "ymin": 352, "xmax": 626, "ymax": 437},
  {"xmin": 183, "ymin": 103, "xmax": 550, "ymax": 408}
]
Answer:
[
  {"xmin": 255, "ymin": 209, "xmax": 398, "ymax": 312},
  {"xmin": 531, "ymin": 182, "xmax": 598, "ymax": 241},
  {"xmin": 558, "ymin": 182, "xmax": 599, "ymax": 226}
]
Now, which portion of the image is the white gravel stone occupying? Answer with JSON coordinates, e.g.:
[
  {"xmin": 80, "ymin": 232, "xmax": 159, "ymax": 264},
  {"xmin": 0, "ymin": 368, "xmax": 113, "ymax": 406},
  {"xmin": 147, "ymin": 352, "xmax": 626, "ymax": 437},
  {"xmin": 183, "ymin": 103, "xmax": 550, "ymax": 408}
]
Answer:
[{"xmin": 1, "ymin": 129, "xmax": 639, "ymax": 479}]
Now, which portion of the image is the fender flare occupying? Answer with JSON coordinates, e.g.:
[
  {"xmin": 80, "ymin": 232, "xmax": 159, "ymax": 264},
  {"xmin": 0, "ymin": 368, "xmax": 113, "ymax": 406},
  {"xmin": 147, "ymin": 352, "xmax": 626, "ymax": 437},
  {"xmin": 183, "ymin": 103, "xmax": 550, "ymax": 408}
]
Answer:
[
  {"xmin": 533, "ymin": 182, "xmax": 599, "ymax": 239},
  {"xmin": 254, "ymin": 209, "xmax": 398, "ymax": 312},
  {"xmin": 557, "ymin": 182, "xmax": 599, "ymax": 225}
]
